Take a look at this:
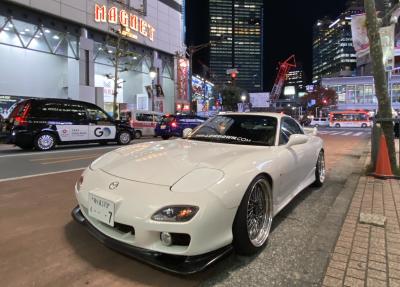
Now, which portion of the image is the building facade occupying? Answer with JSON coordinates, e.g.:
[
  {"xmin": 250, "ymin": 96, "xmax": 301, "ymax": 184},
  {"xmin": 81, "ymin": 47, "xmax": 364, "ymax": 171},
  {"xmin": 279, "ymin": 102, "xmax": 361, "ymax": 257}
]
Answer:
[
  {"xmin": 209, "ymin": 0, "xmax": 263, "ymax": 92},
  {"xmin": 312, "ymin": 2, "xmax": 363, "ymax": 83},
  {"xmin": 322, "ymin": 76, "xmax": 400, "ymax": 110},
  {"xmin": 0, "ymin": 0, "xmax": 184, "ymax": 116}
]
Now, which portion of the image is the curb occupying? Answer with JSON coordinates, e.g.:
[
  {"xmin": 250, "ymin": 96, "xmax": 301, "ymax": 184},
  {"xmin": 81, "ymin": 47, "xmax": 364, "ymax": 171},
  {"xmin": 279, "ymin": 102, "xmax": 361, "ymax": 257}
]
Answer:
[{"xmin": 311, "ymin": 142, "xmax": 370, "ymax": 286}]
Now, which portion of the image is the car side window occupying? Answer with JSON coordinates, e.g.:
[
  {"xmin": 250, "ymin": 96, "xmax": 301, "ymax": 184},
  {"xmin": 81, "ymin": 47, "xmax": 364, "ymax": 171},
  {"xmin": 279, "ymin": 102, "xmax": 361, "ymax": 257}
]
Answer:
[
  {"xmin": 279, "ymin": 117, "xmax": 304, "ymax": 145},
  {"xmin": 86, "ymin": 106, "xmax": 111, "ymax": 122}
]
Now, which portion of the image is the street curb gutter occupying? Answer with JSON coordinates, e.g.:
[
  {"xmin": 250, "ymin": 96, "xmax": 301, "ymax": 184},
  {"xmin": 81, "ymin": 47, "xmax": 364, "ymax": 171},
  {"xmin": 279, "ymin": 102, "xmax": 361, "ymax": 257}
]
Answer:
[{"xmin": 307, "ymin": 144, "xmax": 369, "ymax": 286}]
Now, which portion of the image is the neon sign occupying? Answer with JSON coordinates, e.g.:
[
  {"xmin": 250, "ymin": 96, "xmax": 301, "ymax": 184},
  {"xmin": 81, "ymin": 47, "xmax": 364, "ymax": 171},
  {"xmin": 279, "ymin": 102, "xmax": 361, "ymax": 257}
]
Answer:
[{"xmin": 94, "ymin": 4, "xmax": 155, "ymax": 41}]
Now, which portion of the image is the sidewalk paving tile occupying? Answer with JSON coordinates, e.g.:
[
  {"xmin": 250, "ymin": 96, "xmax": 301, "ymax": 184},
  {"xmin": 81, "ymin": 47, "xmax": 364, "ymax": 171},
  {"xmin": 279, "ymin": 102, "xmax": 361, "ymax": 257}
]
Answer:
[{"xmin": 322, "ymin": 177, "xmax": 400, "ymax": 287}]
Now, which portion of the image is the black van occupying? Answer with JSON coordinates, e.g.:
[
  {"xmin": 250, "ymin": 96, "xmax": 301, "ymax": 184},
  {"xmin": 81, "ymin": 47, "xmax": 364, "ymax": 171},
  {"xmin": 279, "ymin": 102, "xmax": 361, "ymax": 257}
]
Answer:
[{"xmin": 0, "ymin": 98, "xmax": 135, "ymax": 151}]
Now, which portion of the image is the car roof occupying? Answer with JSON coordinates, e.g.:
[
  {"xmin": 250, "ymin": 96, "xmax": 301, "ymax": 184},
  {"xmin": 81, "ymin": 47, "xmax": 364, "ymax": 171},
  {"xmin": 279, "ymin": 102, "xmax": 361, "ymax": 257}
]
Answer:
[
  {"xmin": 26, "ymin": 98, "xmax": 97, "ymax": 107},
  {"xmin": 218, "ymin": 112, "xmax": 288, "ymax": 120}
]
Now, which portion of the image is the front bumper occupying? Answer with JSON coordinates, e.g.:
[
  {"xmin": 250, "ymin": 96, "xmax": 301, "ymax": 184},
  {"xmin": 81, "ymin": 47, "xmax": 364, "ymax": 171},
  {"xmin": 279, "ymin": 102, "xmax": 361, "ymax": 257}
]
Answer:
[{"xmin": 71, "ymin": 205, "xmax": 233, "ymax": 274}]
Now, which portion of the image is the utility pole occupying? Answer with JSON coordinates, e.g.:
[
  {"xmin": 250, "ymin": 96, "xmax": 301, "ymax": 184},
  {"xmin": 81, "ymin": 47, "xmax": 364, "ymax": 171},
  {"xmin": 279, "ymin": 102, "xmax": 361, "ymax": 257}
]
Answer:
[{"xmin": 364, "ymin": 0, "xmax": 398, "ymax": 171}]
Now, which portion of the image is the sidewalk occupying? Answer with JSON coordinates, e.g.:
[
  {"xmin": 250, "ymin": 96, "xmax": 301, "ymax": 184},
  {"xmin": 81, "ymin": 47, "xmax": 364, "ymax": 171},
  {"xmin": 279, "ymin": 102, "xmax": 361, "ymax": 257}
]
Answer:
[{"xmin": 322, "ymin": 175, "xmax": 400, "ymax": 287}]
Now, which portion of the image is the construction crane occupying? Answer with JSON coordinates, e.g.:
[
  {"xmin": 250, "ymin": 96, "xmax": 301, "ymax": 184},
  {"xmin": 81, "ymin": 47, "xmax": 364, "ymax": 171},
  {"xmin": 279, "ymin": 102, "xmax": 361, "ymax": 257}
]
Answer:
[{"xmin": 270, "ymin": 55, "xmax": 296, "ymax": 107}]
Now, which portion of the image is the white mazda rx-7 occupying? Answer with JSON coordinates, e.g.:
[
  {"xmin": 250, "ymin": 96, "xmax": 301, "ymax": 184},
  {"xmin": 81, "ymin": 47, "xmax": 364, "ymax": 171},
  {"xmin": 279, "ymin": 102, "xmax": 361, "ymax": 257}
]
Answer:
[{"xmin": 72, "ymin": 112, "xmax": 325, "ymax": 274}]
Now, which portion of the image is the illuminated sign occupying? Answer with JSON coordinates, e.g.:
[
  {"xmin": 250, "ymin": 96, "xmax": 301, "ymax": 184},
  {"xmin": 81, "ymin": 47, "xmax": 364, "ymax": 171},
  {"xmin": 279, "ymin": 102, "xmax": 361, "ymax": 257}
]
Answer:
[{"xmin": 94, "ymin": 4, "xmax": 155, "ymax": 41}]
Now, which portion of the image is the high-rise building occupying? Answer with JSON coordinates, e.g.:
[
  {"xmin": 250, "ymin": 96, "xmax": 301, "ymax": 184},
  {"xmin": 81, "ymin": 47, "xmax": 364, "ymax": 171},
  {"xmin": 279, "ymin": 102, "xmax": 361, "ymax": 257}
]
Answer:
[
  {"xmin": 209, "ymin": 0, "xmax": 263, "ymax": 92},
  {"xmin": 312, "ymin": 2, "xmax": 363, "ymax": 83},
  {"xmin": 286, "ymin": 64, "xmax": 306, "ymax": 94}
]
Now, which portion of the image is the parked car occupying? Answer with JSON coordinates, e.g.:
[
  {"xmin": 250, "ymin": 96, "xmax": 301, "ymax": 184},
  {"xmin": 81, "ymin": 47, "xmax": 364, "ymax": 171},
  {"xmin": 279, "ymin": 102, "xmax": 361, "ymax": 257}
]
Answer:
[
  {"xmin": 154, "ymin": 114, "xmax": 206, "ymax": 140},
  {"xmin": 120, "ymin": 110, "xmax": 163, "ymax": 139},
  {"xmin": 72, "ymin": 112, "xmax": 325, "ymax": 274},
  {"xmin": 2, "ymin": 98, "xmax": 135, "ymax": 151},
  {"xmin": 310, "ymin": 117, "xmax": 329, "ymax": 127}
]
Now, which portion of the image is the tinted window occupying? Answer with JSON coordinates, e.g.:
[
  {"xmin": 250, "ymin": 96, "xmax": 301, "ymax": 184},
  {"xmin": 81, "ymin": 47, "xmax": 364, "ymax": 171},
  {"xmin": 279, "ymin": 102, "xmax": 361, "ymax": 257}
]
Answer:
[
  {"xmin": 87, "ymin": 106, "xmax": 111, "ymax": 122},
  {"xmin": 30, "ymin": 101, "xmax": 87, "ymax": 121},
  {"xmin": 8, "ymin": 101, "xmax": 28, "ymax": 119},
  {"xmin": 280, "ymin": 117, "xmax": 304, "ymax": 145},
  {"xmin": 159, "ymin": 115, "xmax": 175, "ymax": 124},
  {"xmin": 136, "ymin": 113, "xmax": 153, "ymax": 122},
  {"xmin": 188, "ymin": 115, "xmax": 277, "ymax": 146}
]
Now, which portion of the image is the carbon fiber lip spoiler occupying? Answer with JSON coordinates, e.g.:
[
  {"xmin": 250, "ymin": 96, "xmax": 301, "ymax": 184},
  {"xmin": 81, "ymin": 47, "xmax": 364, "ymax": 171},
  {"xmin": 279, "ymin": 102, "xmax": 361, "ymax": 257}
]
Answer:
[{"xmin": 71, "ymin": 205, "xmax": 233, "ymax": 275}]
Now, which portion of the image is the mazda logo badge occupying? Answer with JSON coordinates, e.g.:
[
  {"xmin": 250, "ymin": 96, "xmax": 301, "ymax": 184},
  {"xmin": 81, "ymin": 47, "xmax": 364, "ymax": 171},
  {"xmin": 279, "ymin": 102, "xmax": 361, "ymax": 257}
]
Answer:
[{"xmin": 109, "ymin": 181, "xmax": 119, "ymax": 190}]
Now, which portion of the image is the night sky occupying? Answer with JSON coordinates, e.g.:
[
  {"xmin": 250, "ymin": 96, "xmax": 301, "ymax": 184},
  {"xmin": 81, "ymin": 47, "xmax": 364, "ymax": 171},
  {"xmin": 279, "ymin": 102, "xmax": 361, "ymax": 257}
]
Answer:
[{"xmin": 186, "ymin": 0, "xmax": 348, "ymax": 90}]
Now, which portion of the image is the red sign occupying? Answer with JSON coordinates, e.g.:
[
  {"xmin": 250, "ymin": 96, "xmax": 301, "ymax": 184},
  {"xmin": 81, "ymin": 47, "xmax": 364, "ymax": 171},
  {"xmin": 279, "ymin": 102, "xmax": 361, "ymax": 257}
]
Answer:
[{"xmin": 95, "ymin": 4, "xmax": 155, "ymax": 41}]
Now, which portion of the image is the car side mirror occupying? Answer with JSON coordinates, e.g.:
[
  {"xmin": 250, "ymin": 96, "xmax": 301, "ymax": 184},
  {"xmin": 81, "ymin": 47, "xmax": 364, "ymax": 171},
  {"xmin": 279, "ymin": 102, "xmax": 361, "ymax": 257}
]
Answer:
[
  {"xmin": 287, "ymin": 134, "xmax": 308, "ymax": 148},
  {"xmin": 182, "ymin": 128, "xmax": 193, "ymax": 139}
]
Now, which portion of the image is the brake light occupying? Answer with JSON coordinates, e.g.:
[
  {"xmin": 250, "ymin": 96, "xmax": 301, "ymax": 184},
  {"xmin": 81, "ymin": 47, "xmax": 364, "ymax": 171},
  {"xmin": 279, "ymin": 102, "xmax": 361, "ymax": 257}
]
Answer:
[
  {"xmin": 171, "ymin": 121, "xmax": 178, "ymax": 128},
  {"xmin": 14, "ymin": 103, "xmax": 30, "ymax": 126}
]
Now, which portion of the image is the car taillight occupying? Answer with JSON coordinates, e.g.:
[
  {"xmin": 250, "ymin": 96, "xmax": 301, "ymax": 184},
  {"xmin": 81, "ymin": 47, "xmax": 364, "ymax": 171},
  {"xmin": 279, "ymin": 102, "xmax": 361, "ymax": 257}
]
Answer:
[
  {"xmin": 14, "ymin": 103, "xmax": 30, "ymax": 126},
  {"xmin": 171, "ymin": 121, "xmax": 178, "ymax": 128}
]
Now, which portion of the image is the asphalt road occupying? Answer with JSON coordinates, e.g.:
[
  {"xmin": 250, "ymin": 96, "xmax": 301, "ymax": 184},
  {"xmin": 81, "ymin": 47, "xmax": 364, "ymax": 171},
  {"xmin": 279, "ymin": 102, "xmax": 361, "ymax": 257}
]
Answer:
[{"xmin": 0, "ymin": 131, "xmax": 370, "ymax": 287}]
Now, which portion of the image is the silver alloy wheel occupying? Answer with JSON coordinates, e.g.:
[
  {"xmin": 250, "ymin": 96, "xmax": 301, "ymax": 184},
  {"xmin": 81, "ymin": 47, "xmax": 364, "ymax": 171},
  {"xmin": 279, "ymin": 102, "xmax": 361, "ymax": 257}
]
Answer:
[
  {"xmin": 246, "ymin": 178, "xmax": 272, "ymax": 247},
  {"xmin": 318, "ymin": 152, "xmax": 326, "ymax": 183},
  {"xmin": 37, "ymin": 134, "xmax": 54, "ymax": 150},
  {"xmin": 119, "ymin": 132, "xmax": 131, "ymax": 144}
]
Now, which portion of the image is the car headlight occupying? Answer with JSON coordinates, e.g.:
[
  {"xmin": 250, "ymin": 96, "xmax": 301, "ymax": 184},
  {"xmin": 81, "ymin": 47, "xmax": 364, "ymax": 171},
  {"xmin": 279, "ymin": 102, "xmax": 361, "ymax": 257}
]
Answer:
[{"xmin": 151, "ymin": 206, "xmax": 199, "ymax": 222}]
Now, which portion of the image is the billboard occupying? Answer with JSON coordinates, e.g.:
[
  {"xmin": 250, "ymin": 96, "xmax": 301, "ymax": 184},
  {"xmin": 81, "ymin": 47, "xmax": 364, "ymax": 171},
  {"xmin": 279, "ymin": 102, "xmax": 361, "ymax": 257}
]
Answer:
[
  {"xmin": 249, "ymin": 93, "xmax": 270, "ymax": 108},
  {"xmin": 284, "ymin": 86, "xmax": 296, "ymax": 96}
]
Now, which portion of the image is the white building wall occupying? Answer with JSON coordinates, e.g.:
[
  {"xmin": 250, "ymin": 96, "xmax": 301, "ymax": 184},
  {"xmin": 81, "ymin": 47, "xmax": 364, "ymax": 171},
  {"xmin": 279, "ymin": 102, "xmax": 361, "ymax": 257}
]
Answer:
[
  {"xmin": 0, "ymin": 45, "xmax": 72, "ymax": 99},
  {"xmin": 8, "ymin": 0, "xmax": 184, "ymax": 55}
]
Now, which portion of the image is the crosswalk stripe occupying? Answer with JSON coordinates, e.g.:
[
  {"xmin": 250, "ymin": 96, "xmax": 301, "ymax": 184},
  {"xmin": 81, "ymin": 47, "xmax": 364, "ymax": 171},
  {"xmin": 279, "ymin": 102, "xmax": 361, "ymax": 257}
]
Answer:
[
  {"xmin": 330, "ymin": 131, "xmax": 346, "ymax": 135},
  {"xmin": 342, "ymin": 132, "xmax": 353, "ymax": 136},
  {"xmin": 353, "ymin": 132, "xmax": 363, "ymax": 136}
]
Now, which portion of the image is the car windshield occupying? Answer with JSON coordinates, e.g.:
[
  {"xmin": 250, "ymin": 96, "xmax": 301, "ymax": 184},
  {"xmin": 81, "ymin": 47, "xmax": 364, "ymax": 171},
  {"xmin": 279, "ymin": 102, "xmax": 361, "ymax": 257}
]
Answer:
[{"xmin": 188, "ymin": 115, "xmax": 277, "ymax": 146}]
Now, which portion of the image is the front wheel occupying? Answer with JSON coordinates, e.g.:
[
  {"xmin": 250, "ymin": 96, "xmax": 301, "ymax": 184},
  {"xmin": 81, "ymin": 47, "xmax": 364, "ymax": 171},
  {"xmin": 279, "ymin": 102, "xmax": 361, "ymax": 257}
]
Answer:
[
  {"xmin": 134, "ymin": 130, "xmax": 142, "ymax": 139},
  {"xmin": 233, "ymin": 176, "xmax": 273, "ymax": 256},
  {"xmin": 117, "ymin": 131, "xmax": 131, "ymax": 145},
  {"xmin": 335, "ymin": 123, "xmax": 341, "ymax": 128},
  {"xmin": 34, "ymin": 132, "xmax": 56, "ymax": 151},
  {"xmin": 312, "ymin": 151, "xmax": 326, "ymax": 187},
  {"xmin": 361, "ymin": 123, "xmax": 367, "ymax": 128}
]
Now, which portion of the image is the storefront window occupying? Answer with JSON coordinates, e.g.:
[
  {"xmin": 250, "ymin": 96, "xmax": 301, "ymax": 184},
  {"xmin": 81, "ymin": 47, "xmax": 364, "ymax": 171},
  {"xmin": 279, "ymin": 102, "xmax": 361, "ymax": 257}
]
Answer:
[
  {"xmin": 0, "ymin": 17, "xmax": 79, "ymax": 59},
  {"xmin": 355, "ymin": 84, "xmax": 364, "ymax": 103},
  {"xmin": 392, "ymin": 84, "xmax": 400, "ymax": 103},
  {"xmin": 364, "ymin": 85, "xmax": 375, "ymax": 104},
  {"xmin": 346, "ymin": 85, "xmax": 356, "ymax": 104}
]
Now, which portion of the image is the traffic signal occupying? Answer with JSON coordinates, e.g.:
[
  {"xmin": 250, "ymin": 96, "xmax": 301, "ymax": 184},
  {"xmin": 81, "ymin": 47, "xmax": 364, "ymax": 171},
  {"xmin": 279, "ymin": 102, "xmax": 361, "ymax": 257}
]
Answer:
[{"xmin": 231, "ymin": 72, "xmax": 237, "ymax": 79}]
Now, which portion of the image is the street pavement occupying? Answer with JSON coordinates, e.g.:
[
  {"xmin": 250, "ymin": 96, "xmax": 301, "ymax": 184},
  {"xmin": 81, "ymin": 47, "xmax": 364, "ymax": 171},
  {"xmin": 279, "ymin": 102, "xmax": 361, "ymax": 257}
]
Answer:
[{"xmin": 0, "ymin": 131, "xmax": 369, "ymax": 286}]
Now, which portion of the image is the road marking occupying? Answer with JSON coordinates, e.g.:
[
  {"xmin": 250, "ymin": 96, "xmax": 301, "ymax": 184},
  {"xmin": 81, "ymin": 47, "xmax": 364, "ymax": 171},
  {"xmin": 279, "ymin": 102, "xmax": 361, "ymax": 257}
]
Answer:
[
  {"xmin": 342, "ymin": 132, "xmax": 353, "ymax": 136},
  {"xmin": 353, "ymin": 132, "xmax": 363, "ymax": 136},
  {"xmin": 40, "ymin": 154, "xmax": 100, "ymax": 165},
  {"xmin": 0, "ymin": 168, "xmax": 85, "ymax": 183},
  {"xmin": 330, "ymin": 132, "xmax": 345, "ymax": 135}
]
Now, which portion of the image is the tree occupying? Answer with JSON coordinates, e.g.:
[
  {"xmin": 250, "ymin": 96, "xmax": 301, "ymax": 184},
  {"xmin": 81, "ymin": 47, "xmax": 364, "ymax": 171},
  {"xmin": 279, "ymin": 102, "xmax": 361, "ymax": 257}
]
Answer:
[
  {"xmin": 104, "ymin": 26, "xmax": 137, "ymax": 119},
  {"xmin": 300, "ymin": 87, "xmax": 338, "ymax": 115},
  {"xmin": 364, "ymin": 0, "xmax": 397, "ymax": 171},
  {"xmin": 217, "ymin": 85, "xmax": 243, "ymax": 111}
]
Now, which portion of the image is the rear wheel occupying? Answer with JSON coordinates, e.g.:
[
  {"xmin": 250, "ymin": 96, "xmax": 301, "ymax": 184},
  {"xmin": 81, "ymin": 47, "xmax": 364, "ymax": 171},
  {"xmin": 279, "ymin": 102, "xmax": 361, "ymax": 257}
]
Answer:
[
  {"xmin": 135, "ymin": 130, "xmax": 142, "ymax": 139},
  {"xmin": 312, "ymin": 151, "xmax": 326, "ymax": 187},
  {"xmin": 117, "ymin": 131, "xmax": 131, "ymax": 145},
  {"xmin": 161, "ymin": 135, "xmax": 170, "ymax": 140},
  {"xmin": 361, "ymin": 123, "xmax": 367, "ymax": 128},
  {"xmin": 34, "ymin": 132, "xmax": 56, "ymax": 151},
  {"xmin": 335, "ymin": 123, "xmax": 341, "ymax": 128},
  {"xmin": 233, "ymin": 176, "xmax": 273, "ymax": 255}
]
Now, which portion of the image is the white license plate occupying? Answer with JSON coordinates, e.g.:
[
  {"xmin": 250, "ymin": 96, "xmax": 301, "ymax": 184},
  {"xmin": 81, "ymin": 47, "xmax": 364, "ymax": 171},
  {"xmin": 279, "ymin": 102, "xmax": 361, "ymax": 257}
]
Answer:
[
  {"xmin": 160, "ymin": 125, "xmax": 166, "ymax": 129},
  {"xmin": 88, "ymin": 193, "xmax": 115, "ymax": 226}
]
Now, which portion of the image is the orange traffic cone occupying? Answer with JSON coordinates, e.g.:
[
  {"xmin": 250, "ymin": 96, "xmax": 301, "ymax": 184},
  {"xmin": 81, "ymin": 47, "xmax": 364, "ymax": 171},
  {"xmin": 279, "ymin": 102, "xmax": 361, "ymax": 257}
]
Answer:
[{"xmin": 373, "ymin": 134, "xmax": 394, "ymax": 178}]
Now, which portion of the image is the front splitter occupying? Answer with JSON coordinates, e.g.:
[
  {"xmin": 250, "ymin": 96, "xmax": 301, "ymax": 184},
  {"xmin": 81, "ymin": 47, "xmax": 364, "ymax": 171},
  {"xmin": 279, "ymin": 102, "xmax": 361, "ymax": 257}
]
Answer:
[{"xmin": 71, "ymin": 205, "xmax": 233, "ymax": 275}]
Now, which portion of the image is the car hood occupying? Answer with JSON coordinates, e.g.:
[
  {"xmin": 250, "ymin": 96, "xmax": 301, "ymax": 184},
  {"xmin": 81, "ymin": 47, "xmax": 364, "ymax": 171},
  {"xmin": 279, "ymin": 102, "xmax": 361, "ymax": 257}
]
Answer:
[{"xmin": 92, "ymin": 139, "xmax": 264, "ymax": 186}]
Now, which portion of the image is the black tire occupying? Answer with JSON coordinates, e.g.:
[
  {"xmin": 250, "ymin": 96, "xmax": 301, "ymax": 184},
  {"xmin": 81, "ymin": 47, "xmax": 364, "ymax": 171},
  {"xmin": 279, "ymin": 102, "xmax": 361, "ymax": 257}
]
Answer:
[
  {"xmin": 135, "ymin": 130, "xmax": 142, "ymax": 139},
  {"xmin": 335, "ymin": 123, "xmax": 340, "ymax": 128},
  {"xmin": 232, "ymin": 175, "xmax": 273, "ymax": 256},
  {"xmin": 34, "ymin": 132, "xmax": 56, "ymax": 151},
  {"xmin": 117, "ymin": 131, "xmax": 131, "ymax": 145},
  {"xmin": 161, "ymin": 135, "xmax": 170, "ymax": 140},
  {"xmin": 312, "ymin": 150, "xmax": 326, "ymax": 187},
  {"xmin": 361, "ymin": 123, "xmax": 367, "ymax": 128}
]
